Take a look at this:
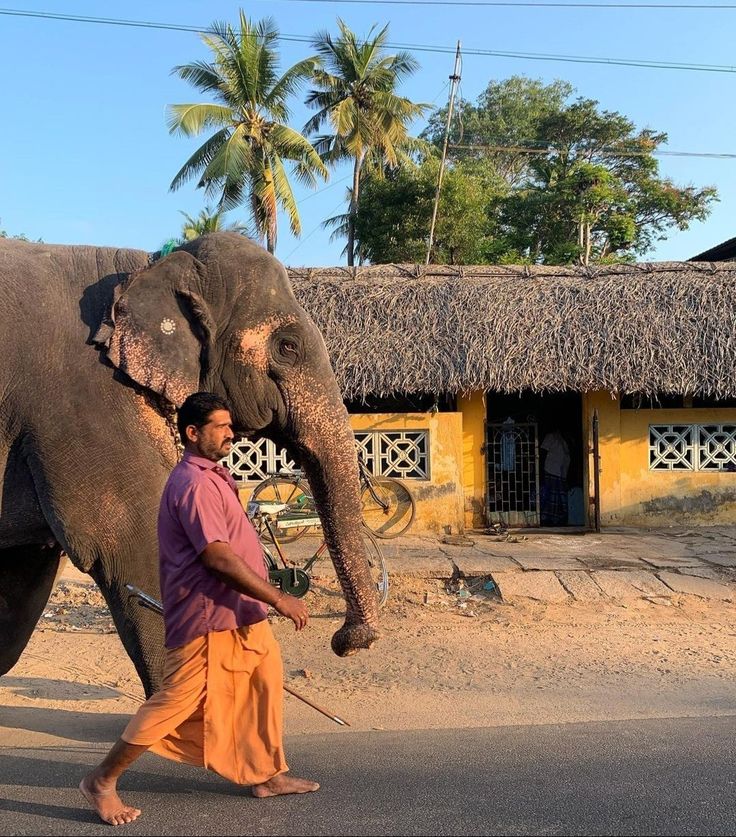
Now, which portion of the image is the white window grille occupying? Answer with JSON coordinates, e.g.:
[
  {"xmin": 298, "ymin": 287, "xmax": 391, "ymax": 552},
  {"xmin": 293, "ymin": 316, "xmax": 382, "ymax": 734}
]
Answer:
[
  {"xmin": 649, "ymin": 424, "xmax": 736, "ymax": 471},
  {"xmin": 698, "ymin": 425, "xmax": 736, "ymax": 471},
  {"xmin": 226, "ymin": 430, "xmax": 430, "ymax": 482},
  {"xmin": 224, "ymin": 438, "xmax": 296, "ymax": 482},
  {"xmin": 355, "ymin": 431, "xmax": 429, "ymax": 480},
  {"xmin": 649, "ymin": 425, "xmax": 695, "ymax": 470}
]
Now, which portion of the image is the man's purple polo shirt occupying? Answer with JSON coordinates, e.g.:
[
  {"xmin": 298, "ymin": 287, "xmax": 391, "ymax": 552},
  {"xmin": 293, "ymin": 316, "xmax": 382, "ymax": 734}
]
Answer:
[{"xmin": 158, "ymin": 451, "xmax": 267, "ymax": 649}]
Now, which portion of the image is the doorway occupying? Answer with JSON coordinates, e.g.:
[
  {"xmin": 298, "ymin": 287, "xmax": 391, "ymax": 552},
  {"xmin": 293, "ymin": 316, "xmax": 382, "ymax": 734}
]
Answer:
[{"xmin": 486, "ymin": 391, "xmax": 585, "ymax": 528}]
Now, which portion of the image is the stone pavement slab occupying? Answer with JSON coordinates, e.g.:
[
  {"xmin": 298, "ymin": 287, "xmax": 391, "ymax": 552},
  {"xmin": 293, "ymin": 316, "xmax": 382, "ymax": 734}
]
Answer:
[
  {"xmin": 658, "ymin": 571, "xmax": 735, "ymax": 601},
  {"xmin": 637, "ymin": 555, "xmax": 702, "ymax": 569},
  {"xmin": 701, "ymin": 554, "xmax": 736, "ymax": 568},
  {"xmin": 383, "ymin": 548, "xmax": 450, "ymax": 577},
  {"xmin": 513, "ymin": 555, "xmax": 588, "ymax": 571},
  {"xmin": 591, "ymin": 570, "xmax": 672, "ymax": 599},
  {"xmin": 451, "ymin": 551, "xmax": 519, "ymax": 574},
  {"xmin": 492, "ymin": 571, "xmax": 571, "ymax": 603},
  {"xmin": 556, "ymin": 571, "xmax": 606, "ymax": 601},
  {"xmin": 574, "ymin": 554, "xmax": 653, "ymax": 569},
  {"xmin": 287, "ymin": 528, "xmax": 736, "ymax": 605},
  {"xmin": 679, "ymin": 567, "xmax": 724, "ymax": 580},
  {"xmin": 630, "ymin": 535, "xmax": 697, "ymax": 562}
]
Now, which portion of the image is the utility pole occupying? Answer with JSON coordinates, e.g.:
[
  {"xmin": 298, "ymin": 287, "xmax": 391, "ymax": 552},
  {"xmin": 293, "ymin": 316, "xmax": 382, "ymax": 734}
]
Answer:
[{"xmin": 426, "ymin": 41, "xmax": 462, "ymax": 265}]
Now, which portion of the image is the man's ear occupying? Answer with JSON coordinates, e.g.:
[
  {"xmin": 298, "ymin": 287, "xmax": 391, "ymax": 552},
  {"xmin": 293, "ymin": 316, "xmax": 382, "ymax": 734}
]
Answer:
[
  {"xmin": 94, "ymin": 251, "xmax": 215, "ymax": 407},
  {"xmin": 183, "ymin": 424, "xmax": 198, "ymax": 445}
]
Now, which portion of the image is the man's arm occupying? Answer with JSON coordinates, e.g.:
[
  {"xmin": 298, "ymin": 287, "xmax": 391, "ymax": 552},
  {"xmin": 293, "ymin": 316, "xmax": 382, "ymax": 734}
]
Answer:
[{"xmin": 201, "ymin": 542, "xmax": 308, "ymax": 631}]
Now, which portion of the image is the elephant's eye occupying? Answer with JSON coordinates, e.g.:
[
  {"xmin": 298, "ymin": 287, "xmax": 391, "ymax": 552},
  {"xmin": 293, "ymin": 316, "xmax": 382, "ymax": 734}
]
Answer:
[{"xmin": 278, "ymin": 337, "xmax": 299, "ymax": 360}]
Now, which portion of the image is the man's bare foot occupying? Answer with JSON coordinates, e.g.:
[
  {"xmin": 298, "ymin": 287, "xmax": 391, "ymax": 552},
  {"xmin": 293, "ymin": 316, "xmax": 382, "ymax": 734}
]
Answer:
[
  {"xmin": 79, "ymin": 776, "xmax": 141, "ymax": 826},
  {"xmin": 252, "ymin": 772, "xmax": 320, "ymax": 798}
]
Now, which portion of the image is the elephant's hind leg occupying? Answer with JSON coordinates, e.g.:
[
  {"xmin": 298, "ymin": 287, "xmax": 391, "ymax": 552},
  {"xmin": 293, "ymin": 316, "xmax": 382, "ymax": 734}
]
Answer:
[{"xmin": 0, "ymin": 542, "xmax": 63, "ymax": 675}]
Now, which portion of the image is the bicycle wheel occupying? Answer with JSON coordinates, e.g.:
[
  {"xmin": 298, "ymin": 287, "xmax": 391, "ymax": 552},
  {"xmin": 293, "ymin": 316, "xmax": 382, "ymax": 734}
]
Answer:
[
  {"xmin": 360, "ymin": 477, "xmax": 416, "ymax": 539},
  {"xmin": 250, "ymin": 477, "xmax": 317, "ymax": 542},
  {"xmin": 361, "ymin": 528, "xmax": 389, "ymax": 608},
  {"xmin": 262, "ymin": 543, "xmax": 279, "ymax": 574}
]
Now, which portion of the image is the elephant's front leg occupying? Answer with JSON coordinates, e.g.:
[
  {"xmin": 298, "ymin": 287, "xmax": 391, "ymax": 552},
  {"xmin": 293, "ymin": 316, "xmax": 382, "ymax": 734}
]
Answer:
[
  {"xmin": 88, "ymin": 545, "xmax": 166, "ymax": 699},
  {"xmin": 0, "ymin": 542, "xmax": 63, "ymax": 676}
]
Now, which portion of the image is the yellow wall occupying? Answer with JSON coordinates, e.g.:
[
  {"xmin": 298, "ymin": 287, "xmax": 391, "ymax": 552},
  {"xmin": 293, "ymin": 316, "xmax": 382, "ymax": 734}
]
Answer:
[
  {"xmin": 239, "ymin": 392, "xmax": 736, "ymax": 533},
  {"xmin": 349, "ymin": 412, "xmax": 465, "ymax": 534},
  {"xmin": 238, "ymin": 412, "xmax": 465, "ymax": 534},
  {"xmin": 458, "ymin": 392, "xmax": 487, "ymax": 530},
  {"xmin": 588, "ymin": 391, "xmax": 736, "ymax": 525}
]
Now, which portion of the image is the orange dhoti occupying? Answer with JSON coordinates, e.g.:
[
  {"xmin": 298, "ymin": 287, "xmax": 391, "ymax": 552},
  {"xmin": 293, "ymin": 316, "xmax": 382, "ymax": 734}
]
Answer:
[{"xmin": 122, "ymin": 619, "xmax": 288, "ymax": 786}]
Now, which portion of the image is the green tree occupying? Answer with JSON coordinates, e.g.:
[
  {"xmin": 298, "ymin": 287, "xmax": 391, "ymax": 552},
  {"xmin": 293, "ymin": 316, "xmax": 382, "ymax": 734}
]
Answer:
[
  {"xmin": 495, "ymin": 97, "xmax": 716, "ymax": 264},
  {"xmin": 381, "ymin": 77, "xmax": 718, "ymax": 265},
  {"xmin": 423, "ymin": 76, "xmax": 574, "ymax": 188},
  {"xmin": 305, "ymin": 19, "xmax": 428, "ymax": 265},
  {"xmin": 355, "ymin": 156, "xmax": 505, "ymax": 264},
  {"xmin": 179, "ymin": 206, "xmax": 249, "ymax": 241},
  {"xmin": 167, "ymin": 11, "xmax": 328, "ymax": 254}
]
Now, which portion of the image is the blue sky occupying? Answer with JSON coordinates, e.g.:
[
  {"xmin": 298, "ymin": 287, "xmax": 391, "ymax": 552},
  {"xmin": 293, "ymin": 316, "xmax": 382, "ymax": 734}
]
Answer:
[{"xmin": 1, "ymin": 1, "xmax": 734, "ymax": 265}]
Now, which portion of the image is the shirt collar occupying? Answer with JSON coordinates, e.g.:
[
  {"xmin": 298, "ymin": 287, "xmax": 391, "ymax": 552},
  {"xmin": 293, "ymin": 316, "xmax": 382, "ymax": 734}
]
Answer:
[{"xmin": 182, "ymin": 450, "xmax": 221, "ymax": 471}]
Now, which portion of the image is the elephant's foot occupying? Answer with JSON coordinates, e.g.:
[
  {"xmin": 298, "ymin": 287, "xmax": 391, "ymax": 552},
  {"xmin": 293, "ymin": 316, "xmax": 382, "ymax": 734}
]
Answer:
[
  {"xmin": 79, "ymin": 776, "xmax": 141, "ymax": 826},
  {"xmin": 251, "ymin": 772, "xmax": 320, "ymax": 798},
  {"xmin": 330, "ymin": 621, "xmax": 380, "ymax": 657}
]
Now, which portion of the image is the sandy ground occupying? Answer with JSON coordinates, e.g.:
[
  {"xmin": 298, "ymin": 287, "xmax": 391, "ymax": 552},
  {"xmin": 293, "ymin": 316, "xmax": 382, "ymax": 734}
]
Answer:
[{"xmin": 2, "ymin": 558, "xmax": 736, "ymax": 748}]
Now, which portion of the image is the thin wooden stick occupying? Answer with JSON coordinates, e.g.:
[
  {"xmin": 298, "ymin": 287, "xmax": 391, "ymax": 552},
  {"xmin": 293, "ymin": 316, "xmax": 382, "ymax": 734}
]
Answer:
[
  {"xmin": 283, "ymin": 684, "xmax": 350, "ymax": 726},
  {"xmin": 125, "ymin": 585, "xmax": 351, "ymax": 727}
]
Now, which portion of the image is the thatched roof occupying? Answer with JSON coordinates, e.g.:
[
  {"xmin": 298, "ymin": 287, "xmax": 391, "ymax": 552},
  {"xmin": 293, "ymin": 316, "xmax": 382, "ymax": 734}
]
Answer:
[
  {"xmin": 689, "ymin": 236, "xmax": 736, "ymax": 263},
  {"xmin": 287, "ymin": 261, "xmax": 736, "ymax": 399}
]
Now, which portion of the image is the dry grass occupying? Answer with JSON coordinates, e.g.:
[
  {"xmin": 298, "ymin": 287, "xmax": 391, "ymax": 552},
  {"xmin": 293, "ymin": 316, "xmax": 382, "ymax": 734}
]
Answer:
[{"xmin": 289, "ymin": 261, "xmax": 736, "ymax": 399}]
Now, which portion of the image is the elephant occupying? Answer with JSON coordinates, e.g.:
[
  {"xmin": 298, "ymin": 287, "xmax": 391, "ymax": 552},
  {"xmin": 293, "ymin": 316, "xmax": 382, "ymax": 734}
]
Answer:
[{"xmin": 0, "ymin": 231, "xmax": 380, "ymax": 697}]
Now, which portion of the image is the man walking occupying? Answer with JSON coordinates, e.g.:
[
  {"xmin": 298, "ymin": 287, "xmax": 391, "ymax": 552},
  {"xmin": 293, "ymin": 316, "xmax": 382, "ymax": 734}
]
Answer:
[{"xmin": 80, "ymin": 392, "xmax": 319, "ymax": 825}]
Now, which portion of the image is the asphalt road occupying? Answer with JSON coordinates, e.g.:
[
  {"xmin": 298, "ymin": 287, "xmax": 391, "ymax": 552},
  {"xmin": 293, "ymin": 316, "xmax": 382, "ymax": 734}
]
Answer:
[{"xmin": 1, "ymin": 715, "xmax": 734, "ymax": 836}]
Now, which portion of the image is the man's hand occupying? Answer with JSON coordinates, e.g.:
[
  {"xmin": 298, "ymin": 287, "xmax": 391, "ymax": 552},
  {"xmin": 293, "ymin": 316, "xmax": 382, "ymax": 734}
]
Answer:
[{"xmin": 273, "ymin": 592, "xmax": 309, "ymax": 631}]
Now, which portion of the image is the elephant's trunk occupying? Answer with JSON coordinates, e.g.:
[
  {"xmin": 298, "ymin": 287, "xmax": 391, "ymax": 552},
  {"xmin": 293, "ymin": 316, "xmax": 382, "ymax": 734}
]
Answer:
[{"xmin": 286, "ymin": 377, "xmax": 381, "ymax": 656}]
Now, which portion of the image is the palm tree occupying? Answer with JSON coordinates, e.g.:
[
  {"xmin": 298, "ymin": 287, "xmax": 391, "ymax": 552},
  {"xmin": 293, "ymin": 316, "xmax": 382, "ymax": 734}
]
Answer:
[
  {"xmin": 305, "ymin": 20, "xmax": 427, "ymax": 265},
  {"xmin": 179, "ymin": 206, "xmax": 249, "ymax": 241},
  {"xmin": 167, "ymin": 11, "xmax": 328, "ymax": 254}
]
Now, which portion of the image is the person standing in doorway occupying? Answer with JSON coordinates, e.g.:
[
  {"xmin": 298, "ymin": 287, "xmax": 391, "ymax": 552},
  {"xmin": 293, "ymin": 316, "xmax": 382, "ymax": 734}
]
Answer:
[
  {"xmin": 79, "ymin": 392, "xmax": 319, "ymax": 826},
  {"xmin": 540, "ymin": 429, "xmax": 571, "ymax": 526}
]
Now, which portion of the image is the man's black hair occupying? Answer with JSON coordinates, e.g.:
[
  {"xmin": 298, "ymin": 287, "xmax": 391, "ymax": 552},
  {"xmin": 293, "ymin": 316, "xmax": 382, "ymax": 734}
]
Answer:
[{"xmin": 177, "ymin": 392, "xmax": 231, "ymax": 441}]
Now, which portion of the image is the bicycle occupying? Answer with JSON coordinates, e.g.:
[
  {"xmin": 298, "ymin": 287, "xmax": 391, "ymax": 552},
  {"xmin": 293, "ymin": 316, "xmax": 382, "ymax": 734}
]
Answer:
[
  {"xmin": 356, "ymin": 450, "xmax": 416, "ymax": 539},
  {"xmin": 248, "ymin": 467, "xmax": 318, "ymax": 543},
  {"xmin": 249, "ymin": 451, "xmax": 416, "ymax": 541},
  {"xmin": 247, "ymin": 499, "xmax": 389, "ymax": 608}
]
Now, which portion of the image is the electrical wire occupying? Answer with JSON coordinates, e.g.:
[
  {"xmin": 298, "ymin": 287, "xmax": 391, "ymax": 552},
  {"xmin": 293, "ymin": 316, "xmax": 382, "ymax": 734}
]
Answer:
[
  {"xmin": 1, "ymin": 8, "xmax": 735, "ymax": 74},
  {"xmin": 449, "ymin": 143, "xmax": 736, "ymax": 158},
  {"xmin": 270, "ymin": 0, "xmax": 736, "ymax": 7}
]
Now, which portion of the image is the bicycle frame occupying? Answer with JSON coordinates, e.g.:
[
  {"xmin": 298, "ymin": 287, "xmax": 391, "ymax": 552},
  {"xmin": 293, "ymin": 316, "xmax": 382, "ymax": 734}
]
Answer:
[
  {"xmin": 261, "ymin": 513, "xmax": 328, "ymax": 574},
  {"xmin": 258, "ymin": 511, "xmax": 329, "ymax": 599},
  {"xmin": 252, "ymin": 492, "xmax": 389, "ymax": 605},
  {"xmin": 358, "ymin": 457, "xmax": 391, "ymax": 512}
]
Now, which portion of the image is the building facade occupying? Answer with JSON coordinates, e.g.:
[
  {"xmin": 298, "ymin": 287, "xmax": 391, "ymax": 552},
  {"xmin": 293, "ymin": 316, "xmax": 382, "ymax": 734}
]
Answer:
[{"xmin": 229, "ymin": 261, "xmax": 736, "ymax": 534}]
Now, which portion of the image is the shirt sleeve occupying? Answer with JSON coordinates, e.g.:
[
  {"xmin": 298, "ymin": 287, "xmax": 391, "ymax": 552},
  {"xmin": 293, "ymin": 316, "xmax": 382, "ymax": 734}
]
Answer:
[{"xmin": 176, "ymin": 478, "xmax": 231, "ymax": 556}]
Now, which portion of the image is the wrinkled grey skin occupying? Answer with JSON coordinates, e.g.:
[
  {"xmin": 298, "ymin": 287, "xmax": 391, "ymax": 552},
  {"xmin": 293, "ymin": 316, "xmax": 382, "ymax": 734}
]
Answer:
[{"xmin": 0, "ymin": 232, "xmax": 380, "ymax": 697}]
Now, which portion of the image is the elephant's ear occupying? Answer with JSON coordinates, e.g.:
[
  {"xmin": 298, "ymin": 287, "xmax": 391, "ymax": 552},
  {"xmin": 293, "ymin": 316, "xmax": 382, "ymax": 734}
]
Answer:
[{"xmin": 94, "ymin": 250, "xmax": 214, "ymax": 407}]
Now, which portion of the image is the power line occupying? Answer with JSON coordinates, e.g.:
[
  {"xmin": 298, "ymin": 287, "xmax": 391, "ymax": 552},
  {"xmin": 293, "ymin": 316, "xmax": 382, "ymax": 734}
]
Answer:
[
  {"xmin": 1, "ymin": 8, "xmax": 735, "ymax": 74},
  {"xmin": 273, "ymin": 0, "xmax": 736, "ymax": 7},
  {"xmin": 450, "ymin": 143, "xmax": 736, "ymax": 158}
]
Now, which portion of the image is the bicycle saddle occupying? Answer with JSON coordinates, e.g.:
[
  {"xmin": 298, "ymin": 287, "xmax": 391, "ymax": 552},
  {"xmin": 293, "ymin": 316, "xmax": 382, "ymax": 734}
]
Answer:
[
  {"xmin": 276, "ymin": 467, "xmax": 305, "ymax": 477},
  {"xmin": 252, "ymin": 501, "xmax": 289, "ymax": 515}
]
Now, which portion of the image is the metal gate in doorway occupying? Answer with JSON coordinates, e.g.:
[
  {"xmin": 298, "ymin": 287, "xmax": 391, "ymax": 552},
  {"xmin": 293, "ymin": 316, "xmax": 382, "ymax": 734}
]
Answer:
[{"xmin": 486, "ymin": 422, "xmax": 540, "ymax": 527}]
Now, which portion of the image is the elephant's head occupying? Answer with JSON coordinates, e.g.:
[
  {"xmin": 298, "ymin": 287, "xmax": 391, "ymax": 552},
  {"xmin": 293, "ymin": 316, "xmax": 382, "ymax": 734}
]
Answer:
[{"xmin": 94, "ymin": 232, "xmax": 379, "ymax": 656}]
